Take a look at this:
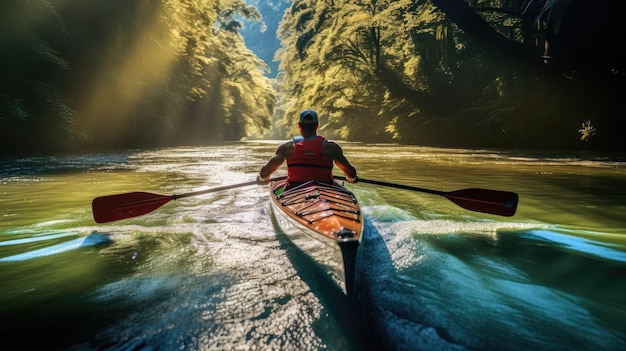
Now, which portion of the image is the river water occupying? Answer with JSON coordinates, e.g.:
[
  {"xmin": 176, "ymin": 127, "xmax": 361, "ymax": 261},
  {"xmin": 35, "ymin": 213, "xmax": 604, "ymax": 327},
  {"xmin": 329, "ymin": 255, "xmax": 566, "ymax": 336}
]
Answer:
[{"xmin": 1, "ymin": 142, "xmax": 625, "ymax": 350}]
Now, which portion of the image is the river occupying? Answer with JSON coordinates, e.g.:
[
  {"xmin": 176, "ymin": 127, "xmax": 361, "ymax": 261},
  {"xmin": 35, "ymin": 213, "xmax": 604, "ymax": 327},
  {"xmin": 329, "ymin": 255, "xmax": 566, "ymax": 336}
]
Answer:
[{"xmin": 1, "ymin": 142, "xmax": 625, "ymax": 350}]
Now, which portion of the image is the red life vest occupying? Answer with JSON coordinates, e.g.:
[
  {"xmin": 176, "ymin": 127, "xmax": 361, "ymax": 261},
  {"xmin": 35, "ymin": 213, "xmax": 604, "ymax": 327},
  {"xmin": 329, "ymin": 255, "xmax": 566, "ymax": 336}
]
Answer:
[{"xmin": 287, "ymin": 136, "xmax": 334, "ymax": 183}]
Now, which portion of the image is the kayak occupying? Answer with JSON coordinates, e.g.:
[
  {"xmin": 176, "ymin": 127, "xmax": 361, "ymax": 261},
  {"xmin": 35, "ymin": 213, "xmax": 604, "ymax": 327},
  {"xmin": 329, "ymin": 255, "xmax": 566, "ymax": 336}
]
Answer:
[{"xmin": 269, "ymin": 179, "xmax": 364, "ymax": 296}]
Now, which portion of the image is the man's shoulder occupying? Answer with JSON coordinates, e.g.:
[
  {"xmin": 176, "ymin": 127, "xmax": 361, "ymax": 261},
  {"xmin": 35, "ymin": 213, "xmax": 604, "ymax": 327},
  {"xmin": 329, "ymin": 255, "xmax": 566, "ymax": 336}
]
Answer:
[
  {"xmin": 322, "ymin": 139, "xmax": 343, "ymax": 156},
  {"xmin": 323, "ymin": 139, "xmax": 340, "ymax": 148},
  {"xmin": 277, "ymin": 139, "xmax": 295, "ymax": 151},
  {"xmin": 278, "ymin": 137, "xmax": 296, "ymax": 145}
]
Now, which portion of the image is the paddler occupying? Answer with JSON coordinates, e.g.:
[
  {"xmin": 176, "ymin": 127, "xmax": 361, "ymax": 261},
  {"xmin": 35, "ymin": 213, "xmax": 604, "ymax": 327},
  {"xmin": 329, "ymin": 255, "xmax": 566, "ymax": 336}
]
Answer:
[{"xmin": 256, "ymin": 109, "xmax": 358, "ymax": 189}]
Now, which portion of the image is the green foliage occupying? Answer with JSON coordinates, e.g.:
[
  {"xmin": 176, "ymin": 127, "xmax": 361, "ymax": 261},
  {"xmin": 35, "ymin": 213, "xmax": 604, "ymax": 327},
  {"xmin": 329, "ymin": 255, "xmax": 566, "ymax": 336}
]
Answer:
[
  {"xmin": 270, "ymin": 0, "xmax": 625, "ymax": 150},
  {"xmin": 578, "ymin": 120, "xmax": 596, "ymax": 142},
  {"xmin": 275, "ymin": 0, "xmax": 454, "ymax": 142},
  {"xmin": 1, "ymin": 0, "xmax": 275, "ymax": 154},
  {"xmin": 0, "ymin": 0, "xmax": 81, "ymax": 154},
  {"xmin": 2, "ymin": 0, "xmax": 624, "ymax": 154}
]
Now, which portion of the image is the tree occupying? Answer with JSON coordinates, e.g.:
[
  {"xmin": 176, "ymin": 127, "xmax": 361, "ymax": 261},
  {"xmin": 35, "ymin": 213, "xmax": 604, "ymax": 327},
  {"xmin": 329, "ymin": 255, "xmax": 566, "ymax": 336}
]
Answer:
[
  {"xmin": 0, "ymin": 0, "xmax": 82, "ymax": 154},
  {"xmin": 270, "ymin": 0, "xmax": 625, "ymax": 149},
  {"xmin": 0, "ymin": 0, "xmax": 277, "ymax": 154},
  {"xmin": 423, "ymin": 0, "xmax": 626, "ymax": 149}
]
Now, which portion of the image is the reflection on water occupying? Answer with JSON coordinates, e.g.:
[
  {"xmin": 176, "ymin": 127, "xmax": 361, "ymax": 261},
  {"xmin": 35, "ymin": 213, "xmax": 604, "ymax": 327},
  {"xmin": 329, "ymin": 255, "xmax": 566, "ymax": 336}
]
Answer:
[
  {"xmin": 0, "ymin": 232, "xmax": 111, "ymax": 262},
  {"xmin": 1, "ymin": 143, "xmax": 625, "ymax": 350},
  {"xmin": 343, "ymin": 143, "xmax": 626, "ymax": 238}
]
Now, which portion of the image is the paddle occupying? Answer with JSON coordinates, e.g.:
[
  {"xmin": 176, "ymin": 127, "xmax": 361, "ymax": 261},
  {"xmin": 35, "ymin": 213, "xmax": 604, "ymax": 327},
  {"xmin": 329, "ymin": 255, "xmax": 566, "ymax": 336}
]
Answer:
[
  {"xmin": 334, "ymin": 176, "xmax": 518, "ymax": 217},
  {"xmin": 92, "ymin": 177, "xmax": 286, "ymax": 223}
]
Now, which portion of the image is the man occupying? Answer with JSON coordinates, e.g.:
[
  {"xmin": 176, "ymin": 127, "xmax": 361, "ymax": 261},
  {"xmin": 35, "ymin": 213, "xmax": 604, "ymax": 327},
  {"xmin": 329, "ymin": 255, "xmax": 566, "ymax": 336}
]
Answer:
[{"xmin": 256, "ymin": 109, "xmax": 358, "ymax": 187}]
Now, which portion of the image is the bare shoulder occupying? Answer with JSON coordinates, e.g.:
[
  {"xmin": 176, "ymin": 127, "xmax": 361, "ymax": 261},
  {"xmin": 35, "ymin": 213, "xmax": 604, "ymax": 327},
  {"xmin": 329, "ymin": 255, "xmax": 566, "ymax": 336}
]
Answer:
[
  {"xmin": 324, "ymin": 139, "xmax": 343, "ymax": 152},
  {"xmin": 322, "ymin": 140, "xmax": 346, "ymax": 160},
  {"xmin": 279, "ymin": 139, "xmax": 295, "ymax": 150},
  {"xmin": 276, "ymin": 139, "xmax": 295, "ymax": 157}
]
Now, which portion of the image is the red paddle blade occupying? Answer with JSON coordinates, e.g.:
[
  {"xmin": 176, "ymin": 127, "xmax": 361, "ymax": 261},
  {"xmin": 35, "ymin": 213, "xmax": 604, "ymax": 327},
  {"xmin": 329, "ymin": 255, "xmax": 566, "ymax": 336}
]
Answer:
[
  {"xmin": 443, "ymin": 188, "xmax": 518, "ymax": 217},
  {"xmin": 92, "ymin": 192, "xmax": 173, "ymax": 223}
]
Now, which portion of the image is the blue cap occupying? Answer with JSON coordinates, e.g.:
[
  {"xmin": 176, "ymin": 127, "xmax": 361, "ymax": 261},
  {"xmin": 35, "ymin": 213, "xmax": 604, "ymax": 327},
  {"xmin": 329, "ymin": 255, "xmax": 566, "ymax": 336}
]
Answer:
[{"xmin": 299, "ymin": 109, "xmax": 319, "ymax": 124}]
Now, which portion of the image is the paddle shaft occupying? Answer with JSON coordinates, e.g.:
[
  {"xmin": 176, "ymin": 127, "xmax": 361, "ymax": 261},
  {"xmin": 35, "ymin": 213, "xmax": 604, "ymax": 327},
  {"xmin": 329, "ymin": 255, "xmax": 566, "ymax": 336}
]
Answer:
[
  {"xmin": 173, "ymin": 180, "xmax": 255, "ymax": 199},
  {"xmin": 172, "ymin": 175, "xmax": 286, "ymax": 199},
  {"xmin": 334, "ymin": 175, "xmax": 518, "ymax": 216},
  {"xmin": 335, "ymin": 176, "xmax": 442, "ymax": 195}
]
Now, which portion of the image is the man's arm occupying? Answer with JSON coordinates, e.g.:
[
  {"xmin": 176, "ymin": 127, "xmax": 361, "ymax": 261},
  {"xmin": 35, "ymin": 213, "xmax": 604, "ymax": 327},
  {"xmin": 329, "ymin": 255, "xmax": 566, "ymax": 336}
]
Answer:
[
  {"xmin": 328, "ymin": 142, "xmax": 357, "ymax": 182},
  {"xmin": 257, "ymin": 141, "xmax": 291, "ymax": 184}
]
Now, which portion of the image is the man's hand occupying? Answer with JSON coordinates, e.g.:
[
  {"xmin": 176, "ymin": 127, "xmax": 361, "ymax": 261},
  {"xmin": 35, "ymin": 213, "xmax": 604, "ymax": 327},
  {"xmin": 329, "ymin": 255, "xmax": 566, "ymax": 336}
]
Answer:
[
  {"xmin": 256, "ymin": 174, "xmax": 270, "ymax": 185},
  {"xmin": 346, "ymin": 175, "xmax": 358, "ymax": 184}
]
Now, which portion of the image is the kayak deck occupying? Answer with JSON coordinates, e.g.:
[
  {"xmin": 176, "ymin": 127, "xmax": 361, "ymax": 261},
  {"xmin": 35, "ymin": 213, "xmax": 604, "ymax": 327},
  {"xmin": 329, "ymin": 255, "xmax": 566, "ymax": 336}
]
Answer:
[{"xmin": 272, "ymin": 180, "xmax": 362, "ymax": 239}]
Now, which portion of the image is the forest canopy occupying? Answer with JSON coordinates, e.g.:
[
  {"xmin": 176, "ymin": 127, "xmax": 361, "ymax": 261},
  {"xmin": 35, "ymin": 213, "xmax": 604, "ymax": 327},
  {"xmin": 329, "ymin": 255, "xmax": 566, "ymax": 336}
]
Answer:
[
  {"xmin": 1, "ymin": 0, "xmax": 624, "ymax": 155},
  {"xmin": 1, "ymin": 0, "xmax": 274, "ymax": 154}
]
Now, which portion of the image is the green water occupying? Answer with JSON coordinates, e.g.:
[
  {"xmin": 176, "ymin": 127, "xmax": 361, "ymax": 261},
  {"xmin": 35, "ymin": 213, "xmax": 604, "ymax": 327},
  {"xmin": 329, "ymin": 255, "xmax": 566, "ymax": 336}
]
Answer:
[{"xmin": 1, "ymin": 143, "xmax": 625, "ymax": 350}]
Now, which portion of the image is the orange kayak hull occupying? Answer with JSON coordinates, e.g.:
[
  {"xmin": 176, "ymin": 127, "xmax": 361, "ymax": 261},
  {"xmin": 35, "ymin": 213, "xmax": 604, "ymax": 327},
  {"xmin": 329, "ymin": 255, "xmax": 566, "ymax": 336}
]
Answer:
[{"xmin": 270, "ymin": 179, "xmax": 364, "ymax": 295}]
